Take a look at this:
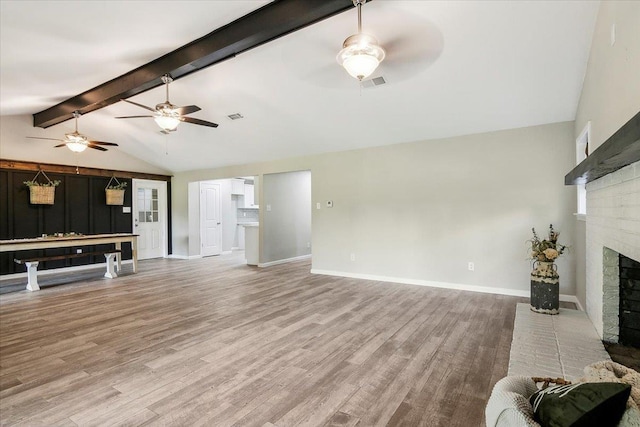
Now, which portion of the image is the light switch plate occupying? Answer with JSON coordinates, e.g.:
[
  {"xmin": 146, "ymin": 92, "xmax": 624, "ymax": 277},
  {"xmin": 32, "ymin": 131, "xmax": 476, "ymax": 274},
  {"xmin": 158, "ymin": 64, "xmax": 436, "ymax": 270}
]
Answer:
[
  {"xmin": 122, "ymin": 206, "xmax": 131, "ymax": 213},
  {"xmin": 316, "ymin": 202, "xmax": 321, "ymax": 210},
  {"xmin": 266, "ymin": 204, "xmax": 272, "ymax": 212}
]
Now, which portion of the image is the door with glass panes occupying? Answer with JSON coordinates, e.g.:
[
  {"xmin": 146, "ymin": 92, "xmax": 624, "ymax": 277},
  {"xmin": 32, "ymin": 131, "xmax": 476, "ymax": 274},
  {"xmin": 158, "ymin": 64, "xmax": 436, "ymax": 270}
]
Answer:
[{"xmin": 133, "ymin": 179, "xmax": 167, "ymax": 260}]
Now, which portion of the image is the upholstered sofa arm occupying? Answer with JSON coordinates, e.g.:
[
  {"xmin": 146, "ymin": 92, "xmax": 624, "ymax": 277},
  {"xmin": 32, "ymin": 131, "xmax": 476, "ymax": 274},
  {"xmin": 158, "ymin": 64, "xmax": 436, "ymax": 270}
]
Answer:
[{"xmin": 485, "ymin": 376, "xmax": 540, "ymax": 427}]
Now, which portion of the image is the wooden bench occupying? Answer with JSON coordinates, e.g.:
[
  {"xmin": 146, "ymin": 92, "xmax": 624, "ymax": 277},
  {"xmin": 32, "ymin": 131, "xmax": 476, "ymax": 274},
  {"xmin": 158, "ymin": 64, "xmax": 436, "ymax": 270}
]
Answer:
[{"xmin": 14, "ymin": 250, "xmax": 122, "ymax": 292}]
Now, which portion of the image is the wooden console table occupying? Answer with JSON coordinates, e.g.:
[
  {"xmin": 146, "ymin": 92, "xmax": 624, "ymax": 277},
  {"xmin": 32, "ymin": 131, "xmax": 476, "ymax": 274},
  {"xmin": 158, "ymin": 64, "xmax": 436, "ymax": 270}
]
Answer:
[{"xmin": 0, "ymin": 234, "xmax": 138, "ymax": 290}]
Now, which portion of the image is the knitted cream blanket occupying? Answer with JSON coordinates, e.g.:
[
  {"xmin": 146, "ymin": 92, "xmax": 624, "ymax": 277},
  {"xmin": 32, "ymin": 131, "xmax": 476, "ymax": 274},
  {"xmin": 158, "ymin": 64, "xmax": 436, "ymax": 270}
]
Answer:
[{"xmin": 580, "ymin": 360, "xmax": 640, "ymax": 427}]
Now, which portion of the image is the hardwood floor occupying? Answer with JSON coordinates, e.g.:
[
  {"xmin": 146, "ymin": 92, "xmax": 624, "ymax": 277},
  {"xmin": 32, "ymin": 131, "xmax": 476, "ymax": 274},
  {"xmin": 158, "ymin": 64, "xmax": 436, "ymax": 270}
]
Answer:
[{"xmin": 0, "ymin": 253, "xmax": 525, "ymax": 426}]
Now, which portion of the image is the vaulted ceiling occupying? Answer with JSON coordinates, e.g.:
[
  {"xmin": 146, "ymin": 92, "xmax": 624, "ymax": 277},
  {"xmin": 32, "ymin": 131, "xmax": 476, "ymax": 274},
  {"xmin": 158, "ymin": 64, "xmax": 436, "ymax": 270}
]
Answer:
[{"xmin": 1, "ymin": 1, "xmax": 600, "ymax": 173}]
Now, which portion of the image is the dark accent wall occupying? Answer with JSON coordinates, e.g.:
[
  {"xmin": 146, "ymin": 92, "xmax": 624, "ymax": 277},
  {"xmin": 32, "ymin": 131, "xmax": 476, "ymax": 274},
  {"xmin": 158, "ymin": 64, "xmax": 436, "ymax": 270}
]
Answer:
[{"xmin": 0, "ymin": 170, "xmax": 134, "ymax": 275}]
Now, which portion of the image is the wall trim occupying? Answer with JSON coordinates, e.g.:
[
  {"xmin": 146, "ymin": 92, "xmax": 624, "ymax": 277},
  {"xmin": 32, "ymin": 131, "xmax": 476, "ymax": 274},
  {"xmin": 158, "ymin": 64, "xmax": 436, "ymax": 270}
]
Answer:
[
  {"xmin": 310, "ymin": 269, "xmax": 581, "ymax": 306},
  {"xmin": 0, "ymin": 260, "xmax": 133, "ymax": 283},
  {"xmin": 259, "ymin": 254, "xmax": 311, "ymax": 268}
]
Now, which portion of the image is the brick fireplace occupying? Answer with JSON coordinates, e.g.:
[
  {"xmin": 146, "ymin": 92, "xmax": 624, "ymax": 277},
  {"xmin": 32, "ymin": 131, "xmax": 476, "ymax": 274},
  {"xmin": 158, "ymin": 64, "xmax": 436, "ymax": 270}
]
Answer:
[
  {"xmin": 586, "ymin": 161, "xmax": 640, "ymax": 341},
  {"xmin": 602, "ymin": 248, "xmax": 640, "ymax": 345},
  {"xmin": 566, "ymin": 112, "xmax": 640, "ymax": 342}
]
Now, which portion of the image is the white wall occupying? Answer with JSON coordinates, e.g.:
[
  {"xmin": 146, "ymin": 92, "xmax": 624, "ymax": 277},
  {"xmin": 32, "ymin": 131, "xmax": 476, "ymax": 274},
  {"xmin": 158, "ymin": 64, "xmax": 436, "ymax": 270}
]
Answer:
[
  {"xmin": 172, "ymin": 121, "xmax": 577, "ymax": 296},
  {"xmin": 187, "ymin": 182, "xmax": 200, "ymax": 257},
  {"xmin": 262, "ymin": 171, "xmax": 311, "ymax": 264},
  {"xmin": 0, "ymin": 114, "xmax": 170, "ymax": 175},
  {"xmin": 574, "ymin": 1, "xmax": 640, "ymax": 151},
  {"xmin": 573, "ymin": 0, "xmax": 640, "ymax": 318}
]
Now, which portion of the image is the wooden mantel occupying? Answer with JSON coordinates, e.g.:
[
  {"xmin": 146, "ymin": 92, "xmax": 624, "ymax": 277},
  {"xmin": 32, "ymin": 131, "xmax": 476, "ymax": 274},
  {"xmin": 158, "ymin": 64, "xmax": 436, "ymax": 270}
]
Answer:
[
  {"xmin": 0, "ymin": 159, "xmax": 172, "ymax": 182},
  {"xmin": 565, "ymin": 111, "xmax": 640, "ymax": 185}
]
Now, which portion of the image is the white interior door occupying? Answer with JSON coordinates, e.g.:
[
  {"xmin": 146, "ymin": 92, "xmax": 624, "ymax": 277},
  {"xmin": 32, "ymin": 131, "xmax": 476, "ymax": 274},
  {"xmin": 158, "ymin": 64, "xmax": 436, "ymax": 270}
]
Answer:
[
  {"xmin": 200, "ymin": 182, "xmax": 222, "ymax": 257},
  {"xmin": 133, "ymin": 179, "xmax": 167, "ymax": 260}
]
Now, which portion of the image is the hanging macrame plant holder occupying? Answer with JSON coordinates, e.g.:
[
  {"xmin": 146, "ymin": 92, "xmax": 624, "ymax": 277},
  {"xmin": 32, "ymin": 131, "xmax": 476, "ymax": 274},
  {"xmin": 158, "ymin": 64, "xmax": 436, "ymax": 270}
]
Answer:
[
  {"xmin": 105, "ymin": 177, "xmax": 125, "ymax": 206},
  {"xmin": 27, "ymin": 170, "xmax": 56, "ymax": 205}
]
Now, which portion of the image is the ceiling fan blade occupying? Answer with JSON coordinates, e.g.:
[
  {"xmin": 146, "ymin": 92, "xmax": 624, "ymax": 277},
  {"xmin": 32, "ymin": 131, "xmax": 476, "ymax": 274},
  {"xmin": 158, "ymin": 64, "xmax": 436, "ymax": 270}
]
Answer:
[
  {"xmin": 54, "ymin": 143, "xmax": 67, "ymax": 148},
  {"xmin": 121, "ymin": 99, "xmax": 157, "ymax": 112},
  {"xmin": 115, "ymin": 115, "xmax": 154, "ymax": 119},
  {"xmin": 27, "ymin": 136, "xmax": 64, "ymax": 142},
  {"xmin": 180, "ymin": 116, "xmax": 219, "ymax": 128},
  {"xmin": 87, "ymin": 144, "xmax": 108, "ymax": 151},
  {"xmin": 88, "ymin": 140, "xmax": 119, "ymax": 146},
  {"xmin": 175, "ymin": 105, "xmax": 201, "ymax": 115}
]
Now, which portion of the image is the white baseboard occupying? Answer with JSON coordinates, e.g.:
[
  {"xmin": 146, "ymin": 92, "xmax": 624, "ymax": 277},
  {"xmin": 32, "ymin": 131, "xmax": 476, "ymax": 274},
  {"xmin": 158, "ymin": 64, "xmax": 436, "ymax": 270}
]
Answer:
[
  {"xmin": 167, "ymin": 254, "xmax": 203, "ymax": 260},
  {"xmin": 259, "ymin": 254, "xmax": 311, "ymax": 268},
  {"xmin": 0, "ymin": 260, "xmax": 133, "ymax": 282},
  {"xmin": 221, "ymin": 250, "xmax": 233, "ymax": 255},
  {"xmin": 310, "ymin": 269, "xmax": 582, "ymax": 306}
]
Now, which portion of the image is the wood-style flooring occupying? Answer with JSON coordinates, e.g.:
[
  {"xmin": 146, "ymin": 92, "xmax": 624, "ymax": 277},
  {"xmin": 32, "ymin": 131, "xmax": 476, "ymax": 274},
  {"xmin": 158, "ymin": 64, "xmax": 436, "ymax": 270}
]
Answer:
[{"xmin": 0, "ymin": 253, "xmax": 525, "ymax": 426}]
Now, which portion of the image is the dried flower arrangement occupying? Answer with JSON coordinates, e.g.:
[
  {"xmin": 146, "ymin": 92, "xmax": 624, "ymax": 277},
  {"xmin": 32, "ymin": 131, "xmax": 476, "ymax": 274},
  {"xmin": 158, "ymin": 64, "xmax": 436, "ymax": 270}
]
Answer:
[{"xmin": 529, "ymin": 224, "xmax": 568, "ymax": 262}]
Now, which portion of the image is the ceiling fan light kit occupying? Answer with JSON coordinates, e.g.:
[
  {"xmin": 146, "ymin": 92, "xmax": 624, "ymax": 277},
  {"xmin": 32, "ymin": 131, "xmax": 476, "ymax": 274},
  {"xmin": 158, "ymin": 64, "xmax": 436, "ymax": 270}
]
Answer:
[
  {"xmin": 27, "ymin": 111, "xmax": 118, "ymax": 153},
  {"xmin": 154, "ymin": 115, "xmax": 180, "ymax": 132},
  {"xmin": 66, "ymin": 140, "xmax": 88, "ymax": 153},
  {"xmin": 337, "ymin": 0, "xmax": 385, "ymax": 81}
]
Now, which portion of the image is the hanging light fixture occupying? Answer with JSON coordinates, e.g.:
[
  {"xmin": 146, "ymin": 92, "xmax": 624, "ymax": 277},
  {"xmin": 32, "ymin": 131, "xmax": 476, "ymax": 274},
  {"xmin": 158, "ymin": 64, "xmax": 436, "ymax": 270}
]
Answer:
[
  {"xmin": 153, "ymin": 75, "xmax": 181, "ymax": 131},
  {"xmin": 154, "ymin": 114, "xmax": 180, "ymax": 132},
  {"xmin": 66, "ymin": 139, "xmax": 88, "ymax": 153},
  {"xmin": 64, "ymin": 112, "xmax": 88, "ymax": 152},
  {"xmin": 337, "ymin": 0, "xmax": 385, "ymax": 81}
]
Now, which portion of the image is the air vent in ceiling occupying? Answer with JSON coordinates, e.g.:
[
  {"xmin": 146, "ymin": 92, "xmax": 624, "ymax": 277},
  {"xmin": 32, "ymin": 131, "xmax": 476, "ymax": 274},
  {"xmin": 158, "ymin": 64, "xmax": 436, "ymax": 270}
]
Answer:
[
  {"xmin": 227, "ymin": 113, "xmax": 244, "ymax": 120},
  {"xmin": 361, "ymin": 76, "xmax": 386, "ymax": 89}
]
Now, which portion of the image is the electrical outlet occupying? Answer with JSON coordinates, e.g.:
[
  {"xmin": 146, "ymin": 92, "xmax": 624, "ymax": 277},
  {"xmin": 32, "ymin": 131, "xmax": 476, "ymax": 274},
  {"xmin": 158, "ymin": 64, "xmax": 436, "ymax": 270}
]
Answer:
[
  {"xmin": 266, "ymin": 204, "xmax": 271, "ymax": 212},
  {"xmin": 307, "ymin": 242, "xmax": 311, "ymax": 248},
  {"xmin": 350, "ymin": 253, "xmax": 356, "ymax": 261},
  {"xmin": 468, "ymin": 262, "xmax": 474, "ymax": 271},
  {"xmin": 243, "ymin": 212, "xmax": 247, "ymax": 217}
]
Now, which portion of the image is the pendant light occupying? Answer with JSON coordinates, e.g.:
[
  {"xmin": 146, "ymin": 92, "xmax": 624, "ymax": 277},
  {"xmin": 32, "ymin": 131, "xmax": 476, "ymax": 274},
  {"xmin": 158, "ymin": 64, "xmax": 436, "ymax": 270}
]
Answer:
[
  {"xmin": 65, "ymin": 112, "xmax": 88, "ymax": 152},
  {"xmin": 337, "ymin": 0, "xmax": 385, "ymax": 81},
  {"xmin": 153, "ymin": 75, "xmax": 181, "ymax": 131}
]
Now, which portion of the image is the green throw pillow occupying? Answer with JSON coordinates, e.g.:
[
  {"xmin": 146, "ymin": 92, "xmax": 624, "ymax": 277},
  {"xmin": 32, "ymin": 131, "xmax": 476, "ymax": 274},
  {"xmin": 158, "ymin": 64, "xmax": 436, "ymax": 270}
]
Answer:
[{"xmin": 529, "ymin": 382, "xmax": 631, "ymax": 427}]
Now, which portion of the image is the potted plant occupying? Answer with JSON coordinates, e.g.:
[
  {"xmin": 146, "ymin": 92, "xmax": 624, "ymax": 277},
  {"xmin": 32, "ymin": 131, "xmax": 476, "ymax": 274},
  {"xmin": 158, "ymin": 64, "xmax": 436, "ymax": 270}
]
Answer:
[
  {"xmin": 106, "ymin": 178, "xmax": 127, "ymax": 205},
  {"xmin": 528, "ymin": 224, "xmax": 568, "ymax": 315},
  {"xmin": 24, "ymin": 170, "xmax": 61, "ymax": 205}
]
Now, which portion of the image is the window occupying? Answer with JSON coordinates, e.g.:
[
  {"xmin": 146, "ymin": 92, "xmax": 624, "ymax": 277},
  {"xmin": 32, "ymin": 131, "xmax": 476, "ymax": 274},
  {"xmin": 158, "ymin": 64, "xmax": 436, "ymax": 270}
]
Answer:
[{"xmin": 137, "ymin": 188, "xmax": 159, "ymax": 223}]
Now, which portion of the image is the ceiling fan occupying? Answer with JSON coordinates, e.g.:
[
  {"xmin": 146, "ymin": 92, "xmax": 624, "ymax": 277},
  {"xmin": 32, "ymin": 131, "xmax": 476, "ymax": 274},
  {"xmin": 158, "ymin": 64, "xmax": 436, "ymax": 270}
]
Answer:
[
  {"xmin": 116, "ymin": 74, "xmax": 218, "ymax": 132},
  {"xmin": 289, "ymin": 3, "xmax": 444, "ymax": 89},
  {"xmin": 27, "ymin": 111, "xmax": 118, "ymax": 152}
]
